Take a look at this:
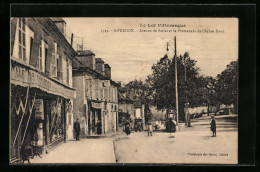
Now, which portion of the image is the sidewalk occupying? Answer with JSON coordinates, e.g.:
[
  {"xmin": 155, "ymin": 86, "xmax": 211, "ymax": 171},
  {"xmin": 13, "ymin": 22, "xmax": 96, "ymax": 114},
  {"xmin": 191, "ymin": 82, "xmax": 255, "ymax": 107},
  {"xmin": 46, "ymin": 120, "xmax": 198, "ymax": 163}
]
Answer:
[
  {"xmin": 80, "ymin": 130, "xmax": 125, "ymax": 139},
  {"xmin": 30, "ymin": 138, "xmax": 116, "ymax": 164}
]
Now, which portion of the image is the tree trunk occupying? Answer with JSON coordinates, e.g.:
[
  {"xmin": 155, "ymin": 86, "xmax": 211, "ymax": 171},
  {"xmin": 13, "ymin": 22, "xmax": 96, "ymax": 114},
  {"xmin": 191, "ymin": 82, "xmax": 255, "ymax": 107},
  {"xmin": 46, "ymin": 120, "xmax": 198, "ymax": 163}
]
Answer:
[{"xmin": 207, "ymin": 102, "xmax": 210, "ymax": 116}]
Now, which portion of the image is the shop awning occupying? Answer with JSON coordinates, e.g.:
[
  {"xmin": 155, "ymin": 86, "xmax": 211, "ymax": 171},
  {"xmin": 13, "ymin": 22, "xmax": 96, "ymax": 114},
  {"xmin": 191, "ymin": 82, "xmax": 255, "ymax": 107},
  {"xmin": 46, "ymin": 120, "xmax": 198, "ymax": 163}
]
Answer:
[{"xmin": 11, "ymin": 57, "xmax": 76, "ymax": 99}]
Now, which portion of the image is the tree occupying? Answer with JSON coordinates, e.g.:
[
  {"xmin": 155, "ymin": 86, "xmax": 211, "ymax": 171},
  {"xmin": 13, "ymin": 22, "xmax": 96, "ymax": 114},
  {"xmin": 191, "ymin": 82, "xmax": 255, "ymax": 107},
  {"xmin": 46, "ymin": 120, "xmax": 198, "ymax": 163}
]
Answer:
[
  {"xmin": 147, "ymin": 53, "xmax": 209, "ymax": 122},
  {"xmin": 215, "ymin": 60, "xmax": 238, "ymax": 113},
  {"xmin": 125, "ymin": 80, "xmax": 153, "ymax": 124},
  {"xmin": 204, "ymin": 76, "xmax": 218, "ymax": 115}
]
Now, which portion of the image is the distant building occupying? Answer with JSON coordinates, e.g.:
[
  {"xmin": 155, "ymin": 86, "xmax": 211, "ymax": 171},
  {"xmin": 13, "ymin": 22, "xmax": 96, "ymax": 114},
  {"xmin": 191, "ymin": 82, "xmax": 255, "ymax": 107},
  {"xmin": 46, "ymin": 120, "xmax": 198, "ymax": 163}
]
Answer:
[
  {"xmin": 72, "ymin": 51, "xmax": 120, "ymax": 136},
  {"xmin": 119, "ymin": 86, "xmax": 145, "ymax": 129},
  {"xmin": 133, "ymin": 100, "xmax": 145, "ymax": 128},
  {"xmin": 118, "ymin": 87, "xmax": 134, "ymax": 129},
  {"xmin": 10, "ymin": 17, "xmax": 77, "ymax": 163}
]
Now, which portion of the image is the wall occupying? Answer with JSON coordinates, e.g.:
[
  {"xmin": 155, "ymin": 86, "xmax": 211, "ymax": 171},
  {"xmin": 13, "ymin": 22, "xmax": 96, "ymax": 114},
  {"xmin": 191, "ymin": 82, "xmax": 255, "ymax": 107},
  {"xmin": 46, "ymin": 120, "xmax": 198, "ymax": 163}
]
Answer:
[
  {"xmin": 67, "ymin": 99, "xmax": 74, "ymax": 140},
  {"xmin": 68, "ymin": 59, "xmax": 73, "ymax": 87},
  {"xmin": 11, "ymin": 18, "xmax": 75, "ymax": 87},
  {"xmin": 119, "ymin": 102, "xmax": 134, "ymax": 117},
  {"xmin": 76, "ymin": 55, "xmax": 95, "ymax": 69},
  {"xmin": 135, "ymin": 108, "xmax": 142, "ymax": 118},
  {"xmin": 72, "ymin": 74, "xmax": 87, "ymax": 135}
]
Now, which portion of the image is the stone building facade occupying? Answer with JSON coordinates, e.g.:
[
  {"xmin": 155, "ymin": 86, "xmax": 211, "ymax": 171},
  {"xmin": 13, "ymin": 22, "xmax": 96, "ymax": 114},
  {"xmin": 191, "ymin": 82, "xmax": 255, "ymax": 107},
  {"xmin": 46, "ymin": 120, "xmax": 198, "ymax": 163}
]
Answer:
[
  {"xmin": 120, "ymin": 87, "xmax": 146, "ymax": 129},
  {"xmin": 118, "ymin": 88, "xmax": 134, "ymax": 129},
  {"xmin": 72, "ymin": 51, "xmax": 119, "ymax": 136},
  {"xmin": 10, "ymin": 17, "xmax": 77, "ymax": 163}
]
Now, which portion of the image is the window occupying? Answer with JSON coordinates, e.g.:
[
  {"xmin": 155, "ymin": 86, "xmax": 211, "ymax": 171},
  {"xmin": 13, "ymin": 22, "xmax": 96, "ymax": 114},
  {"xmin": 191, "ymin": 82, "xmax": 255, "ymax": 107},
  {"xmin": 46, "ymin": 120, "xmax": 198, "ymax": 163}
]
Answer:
[
  {"xmin": 45, "ymin": 47, "xmax": 48, "ymax": 73},
  {"xmin": 38, "ymin": 43, "xmax": 42, "ymax": 71},
  {"xmin": 57, "ymin": 59, "xmax": 59, "ymax": 75},
  {"xmin": 18, "ymin": 18, "xmax": 26, "ymax": 61},
  {"xmin": 51, "ymin": 42, "xmax": 58, "ymax": 77},
  {"xmin": 53, "ymin": 42, "xmax": 57, "ymax": 54},
  {"xmin": 30, "ymin": 37, "xmax": 33, "ymax": 59},
  {"xmin": 66, "ymin": 57, "xmax": 69, "ymax": 86}
]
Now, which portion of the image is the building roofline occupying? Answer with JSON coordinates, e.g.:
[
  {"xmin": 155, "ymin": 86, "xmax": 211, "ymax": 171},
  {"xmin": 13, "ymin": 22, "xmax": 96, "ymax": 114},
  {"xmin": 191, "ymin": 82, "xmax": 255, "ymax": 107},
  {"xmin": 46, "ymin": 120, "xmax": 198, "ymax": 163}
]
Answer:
[
  {"xmin": 51, "ymin": 18, "xmax": 66, "ymax": 24},
  {"xmin": 118, "ymin": 91, "xmax": 134, "ymax": 103},
  {"xmin": 77, "ymin": 50, "xmax": 95, "ymax": 56},
  {"xmin": 96, "ymin": 58, "xmax": 105, "ymax": 63},
  {"xmin": 42, "ymin": 18, "xmax": 77, "ymax": 58},
  {"xmin": 104, "ymin": 64, "xmax": 111, "ymax": 68},
  {"xmin": 72, "ymin": 66, "xmax": 120, "ymax": 87}
]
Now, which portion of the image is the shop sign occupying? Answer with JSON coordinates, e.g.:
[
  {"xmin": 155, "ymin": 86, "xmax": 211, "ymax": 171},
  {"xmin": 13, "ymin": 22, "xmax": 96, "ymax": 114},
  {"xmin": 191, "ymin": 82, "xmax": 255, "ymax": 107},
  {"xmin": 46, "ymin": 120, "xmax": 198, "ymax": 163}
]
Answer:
[
  {"xmin": 91, "ymin": 102, "xmax": 102, "ymax": 109},
  {"xmin": 10, "ymin": 61, "xmax": 76, "ymax": 99},
  {"xmin": 34, "ymin": 99, "xmax": 44, "ymax": 120}
]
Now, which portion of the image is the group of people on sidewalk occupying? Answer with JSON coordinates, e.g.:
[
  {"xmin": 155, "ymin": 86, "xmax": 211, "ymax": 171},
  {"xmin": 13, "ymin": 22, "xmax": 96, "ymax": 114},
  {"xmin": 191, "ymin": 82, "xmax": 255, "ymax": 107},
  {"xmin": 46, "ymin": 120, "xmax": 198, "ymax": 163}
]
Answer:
[
  {"xmin": 73, "ymin": 118, "xmax": 103, "ymax": 141},
  {"xmin": 73, "ymin": 116, "xmax": 217, "ymax": 141},
  {"xmin": 123, "ymin": 120, "xmax": 153, "ymax": 136}
]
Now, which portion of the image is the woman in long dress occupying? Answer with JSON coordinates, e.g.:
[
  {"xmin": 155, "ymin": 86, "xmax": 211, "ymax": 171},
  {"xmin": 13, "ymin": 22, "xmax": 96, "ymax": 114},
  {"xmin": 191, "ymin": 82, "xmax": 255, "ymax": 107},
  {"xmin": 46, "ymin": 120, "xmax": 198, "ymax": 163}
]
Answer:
[
  {"xmin": 210, "ymin": 116, "xmax": 216, "ymax": 137},
  {"xmin": 125, "ymin": 120, "xmax": 131, "ymax": 135}
]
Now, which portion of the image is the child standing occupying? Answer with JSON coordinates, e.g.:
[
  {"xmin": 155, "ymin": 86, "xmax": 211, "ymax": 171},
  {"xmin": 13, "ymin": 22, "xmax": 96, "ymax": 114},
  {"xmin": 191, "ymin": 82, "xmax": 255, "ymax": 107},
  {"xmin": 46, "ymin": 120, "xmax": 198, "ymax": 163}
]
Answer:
[{"xmin": 148, "ymin": 122, "xmax": 153, "ymax": 136}]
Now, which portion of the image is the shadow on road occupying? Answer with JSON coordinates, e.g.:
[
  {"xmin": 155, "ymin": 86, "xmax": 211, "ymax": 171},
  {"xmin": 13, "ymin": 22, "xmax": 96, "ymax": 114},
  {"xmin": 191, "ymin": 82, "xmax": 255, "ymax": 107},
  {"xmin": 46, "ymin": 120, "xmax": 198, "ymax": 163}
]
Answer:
[
  {"xmin": 202, "ymin": 135, "xmax": 213, "ymax": 140},
  {"xmin": 217, "ymin": 129, "xmax": 238, "ymax": 132}
]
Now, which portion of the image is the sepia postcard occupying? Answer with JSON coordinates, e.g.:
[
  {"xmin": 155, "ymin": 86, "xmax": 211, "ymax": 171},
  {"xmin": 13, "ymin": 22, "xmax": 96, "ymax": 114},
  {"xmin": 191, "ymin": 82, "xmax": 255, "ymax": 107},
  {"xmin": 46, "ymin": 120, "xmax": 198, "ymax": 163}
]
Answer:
[{"xmin": 10, "ymin": 17, "xmax": 238, "ymax": 165}]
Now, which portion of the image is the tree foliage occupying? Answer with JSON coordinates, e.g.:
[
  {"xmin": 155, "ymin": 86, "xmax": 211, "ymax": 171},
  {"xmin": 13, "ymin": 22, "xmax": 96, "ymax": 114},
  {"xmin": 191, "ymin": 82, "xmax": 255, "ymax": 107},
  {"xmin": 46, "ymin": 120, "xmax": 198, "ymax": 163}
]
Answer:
[
  {"xmin": 125, "ymin": 56, "xmax": 238, "ymax": 122},
  {"xmin": 125, "ymin": 80, "xmax": 153, "ymax": 123},
  {"xmin": 215, "ymin": 60, "xmax": 238, "ymax": 111},
  {"xmin": 146, "ymin": 53, "xmax": 209, "ymax": 121}
]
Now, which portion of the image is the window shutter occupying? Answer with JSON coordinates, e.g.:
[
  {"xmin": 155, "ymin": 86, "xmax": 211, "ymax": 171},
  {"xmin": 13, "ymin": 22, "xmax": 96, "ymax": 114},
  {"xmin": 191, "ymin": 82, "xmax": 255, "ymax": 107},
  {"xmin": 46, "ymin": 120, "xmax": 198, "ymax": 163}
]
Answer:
[
  {"xmin": 11, "ymin": 18, "xmax": 17, "ymax": 56},
  {"xmin": 29, "ymin": 40, "xmax": 39, "ymax": 67}
]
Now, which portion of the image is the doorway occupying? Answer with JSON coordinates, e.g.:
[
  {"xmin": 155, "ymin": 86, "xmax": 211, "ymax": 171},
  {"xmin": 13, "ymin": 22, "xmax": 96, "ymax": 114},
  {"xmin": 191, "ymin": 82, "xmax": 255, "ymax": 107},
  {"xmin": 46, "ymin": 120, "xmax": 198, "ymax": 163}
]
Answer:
[{"xmin": 91, "ymin": 109, "xmax": 102, "ymax": 135}]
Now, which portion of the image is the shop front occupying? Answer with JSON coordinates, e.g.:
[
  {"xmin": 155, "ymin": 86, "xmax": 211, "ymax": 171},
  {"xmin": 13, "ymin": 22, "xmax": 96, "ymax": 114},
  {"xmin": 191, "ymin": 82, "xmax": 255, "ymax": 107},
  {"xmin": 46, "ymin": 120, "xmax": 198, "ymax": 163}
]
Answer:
[
  {"xmin": 10, "ymin": 59, "xmax": 75, "ymax": 163},
  {"xmin": 87, "ymin": 101, "xmax": 102, "ymax": 135}
]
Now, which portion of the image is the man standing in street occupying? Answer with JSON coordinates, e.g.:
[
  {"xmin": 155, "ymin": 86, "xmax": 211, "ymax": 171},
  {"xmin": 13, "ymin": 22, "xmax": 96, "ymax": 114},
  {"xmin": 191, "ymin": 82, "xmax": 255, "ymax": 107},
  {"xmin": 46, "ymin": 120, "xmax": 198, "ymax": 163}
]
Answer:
[
  {"xmin": 210, "ymin": 116, "xmax": 216, "ymax": 137},
  {"xmin": 147, "ymin": 121, "xmax": 153, "ymax": 136},
  {"xmin": 74, "ymin": 118, "xmax": 81, "ymax": 141}
]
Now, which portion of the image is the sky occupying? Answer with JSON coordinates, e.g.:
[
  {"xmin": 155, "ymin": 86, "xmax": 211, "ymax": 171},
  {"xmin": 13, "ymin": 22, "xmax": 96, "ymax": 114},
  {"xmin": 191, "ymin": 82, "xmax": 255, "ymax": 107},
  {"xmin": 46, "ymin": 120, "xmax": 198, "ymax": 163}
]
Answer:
[{"xmin": 63, "ymin": 18, "xmax": 238, "ymax": 84}]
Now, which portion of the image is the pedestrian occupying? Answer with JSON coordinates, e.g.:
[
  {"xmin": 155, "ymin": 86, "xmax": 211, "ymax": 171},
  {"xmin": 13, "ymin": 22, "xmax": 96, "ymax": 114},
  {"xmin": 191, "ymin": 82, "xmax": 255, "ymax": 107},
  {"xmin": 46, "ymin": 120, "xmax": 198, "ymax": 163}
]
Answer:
[
  {"xmin": 74, "ymin": 118, "xmax": 81, "ymax": 140},
  {"xmin": 137, "ymin": 120, "xmax": 142, "ymax": 132},
  {"xmin": 96, "ymin": 120, "xmax": 102, "ymax": 135},
  {"xmin": 125, "ymin": 120, "xmax": 131, "ymax": 135},
  {"xmin": 148, "ymin": 122, "xmax": 153, "ymax": 136},
  {"xmin": 210, "ymin": 116, "xmax": 216, "ymax": 137}
]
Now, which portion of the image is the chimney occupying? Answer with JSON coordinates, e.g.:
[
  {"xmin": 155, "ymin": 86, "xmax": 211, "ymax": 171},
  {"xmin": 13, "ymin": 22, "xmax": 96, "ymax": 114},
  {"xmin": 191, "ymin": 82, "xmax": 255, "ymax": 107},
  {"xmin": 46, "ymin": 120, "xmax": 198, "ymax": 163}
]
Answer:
[
  {"xmin": 75, "ymin": 50, "xmax": 96, "ymax": 69},
  {"xmin": 104, "ymin": 64, "xmax": 111, "ymax": 79},
  {"xmin": 51, "ymin": 18, "xmax": 66, "ymax": 35},
  {"xmin": 117, "ymin": 81, "xmax": 122, "ymax": 87},
  {"xmin": 95, "ymin": 58, "xmax": 105, "ymax": 75}
]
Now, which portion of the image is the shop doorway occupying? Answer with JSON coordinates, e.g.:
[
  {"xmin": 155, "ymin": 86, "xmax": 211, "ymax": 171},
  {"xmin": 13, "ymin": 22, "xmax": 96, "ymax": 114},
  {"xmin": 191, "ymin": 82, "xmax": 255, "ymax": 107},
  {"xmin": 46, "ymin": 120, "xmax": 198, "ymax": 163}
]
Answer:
[
  {"xmin": 91, "ymin": 110, "xmax": 95, "ymax": 134},
  {"xmin": 91, "ymin": 109, "xmax": 101, "ymax": 135}
]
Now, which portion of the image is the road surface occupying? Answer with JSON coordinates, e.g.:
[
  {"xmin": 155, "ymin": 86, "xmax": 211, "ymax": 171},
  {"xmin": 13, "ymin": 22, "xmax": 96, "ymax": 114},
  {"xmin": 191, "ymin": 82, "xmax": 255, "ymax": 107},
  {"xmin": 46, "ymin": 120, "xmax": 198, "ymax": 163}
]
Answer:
[{"xmin": 113, "ymin": 114, "xmax": 238, "ymax": 164}]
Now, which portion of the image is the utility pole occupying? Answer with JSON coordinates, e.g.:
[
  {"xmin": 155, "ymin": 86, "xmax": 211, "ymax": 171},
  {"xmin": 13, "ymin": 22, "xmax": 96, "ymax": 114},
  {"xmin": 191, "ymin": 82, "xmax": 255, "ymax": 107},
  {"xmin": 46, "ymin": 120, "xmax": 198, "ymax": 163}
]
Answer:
[
  {"xmin": 71, "ymin": 33, "xmax": 73, "ymax": 46},
  {"xmin": 174, "ymin": 36, "xmax": 180, "ymax": 131},
  {"xmin": 184, "ymin": 52, "xmax": 189, "ymax": 82},
  {"xmin": 82, "ymin": 38, "xmax": 84, "ymax": 51}
]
